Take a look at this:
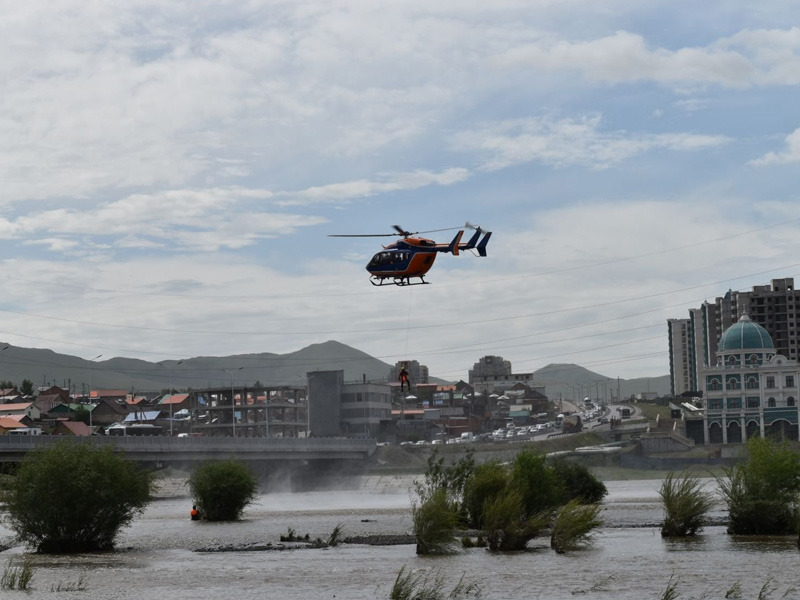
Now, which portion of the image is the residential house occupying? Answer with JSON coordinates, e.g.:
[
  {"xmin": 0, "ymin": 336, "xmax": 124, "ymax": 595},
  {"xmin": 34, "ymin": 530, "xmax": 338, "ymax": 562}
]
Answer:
[
  {"xmin": 0, "ymin": 415, "xmax": 29, "ymax": 433},
  {"xmin": 52, "ymin": 421, "xmax": 92, "ymax": 436},
  {"xmin": 90, "ymin": 398, "xmax": 129, "ymax": 428},
  {"xmin": 0, "ymin": 402, "xmax": 40, "ymax": 421},
  {"xmin": 89, "ymin": 389, "xmax": 127, "ymax": 403},
  {"xmin": 35, "ymin": 393, "xmax": 70, "ymax": 415},
  {"xmin": 123, "ymin": 410, "xmax": 162, "ymax": 425}
]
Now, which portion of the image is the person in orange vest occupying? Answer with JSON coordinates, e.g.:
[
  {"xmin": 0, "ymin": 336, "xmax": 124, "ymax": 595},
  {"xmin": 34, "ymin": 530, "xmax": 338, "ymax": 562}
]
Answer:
[
  {"xmin": 190, "ymin": 505, "xmax": 200, "ymax": 521},
  {"xmin": 399, "ymin": 364, "xmax": 410, "ymax": 392}
]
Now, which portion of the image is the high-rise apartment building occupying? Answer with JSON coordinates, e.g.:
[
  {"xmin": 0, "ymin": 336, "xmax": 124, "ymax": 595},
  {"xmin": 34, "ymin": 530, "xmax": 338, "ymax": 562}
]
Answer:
[
  {"xmin": 668, "ymin": 318, "xmax": 693, "ymax": 396},
  {"xmin": 669, "ymin": 278, "xmax": 800, "ymax": 396}
]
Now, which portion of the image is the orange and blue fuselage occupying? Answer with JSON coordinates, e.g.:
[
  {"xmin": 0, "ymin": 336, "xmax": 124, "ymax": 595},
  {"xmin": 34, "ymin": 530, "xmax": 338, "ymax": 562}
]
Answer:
[{"xmin": 366, "ymin": 229, "xmax": 491, "ymax": 285}]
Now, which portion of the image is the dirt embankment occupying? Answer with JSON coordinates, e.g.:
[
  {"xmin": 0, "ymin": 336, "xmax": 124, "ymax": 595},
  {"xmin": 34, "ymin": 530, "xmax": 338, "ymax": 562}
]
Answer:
[{"xmin": 363, "ymin": 432, "xmax": 609, "ymax": 474}]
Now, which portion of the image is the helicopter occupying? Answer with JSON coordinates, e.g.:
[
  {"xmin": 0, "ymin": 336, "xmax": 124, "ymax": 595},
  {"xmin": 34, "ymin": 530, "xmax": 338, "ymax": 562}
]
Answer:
[{"xmin": 329, "ymin": 223, "xmax": 491, "ymax": 286}]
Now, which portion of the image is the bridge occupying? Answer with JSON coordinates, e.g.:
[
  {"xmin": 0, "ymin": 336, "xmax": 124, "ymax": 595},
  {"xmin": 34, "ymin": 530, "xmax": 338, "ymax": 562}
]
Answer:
[{"xmin": 0, "ymin": 435, "xmax": 377, "ymax": 467}]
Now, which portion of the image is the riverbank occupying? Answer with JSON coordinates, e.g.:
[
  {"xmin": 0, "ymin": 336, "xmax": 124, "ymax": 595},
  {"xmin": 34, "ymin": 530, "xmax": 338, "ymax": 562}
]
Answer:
[{"xmin": 152, "ymin": 434, "xmax": 730, "ymax": 498}]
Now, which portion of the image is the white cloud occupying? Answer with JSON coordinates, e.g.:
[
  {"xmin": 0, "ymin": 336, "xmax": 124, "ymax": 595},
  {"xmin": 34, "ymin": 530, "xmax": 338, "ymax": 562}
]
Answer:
[
  {"xmin": 0, "ymin": 187, "xmax": 323, "ymax": 252},
  {"xmin": 492, "ymin": 28, "xmax": 800, "ymax": 89},
  {"xmin": 278, "ymin": 168, "xmax": 471, "ymax": 205},
  {"xmin": 452, "ymin": 116, "xmax": 730, "ymax": 170},
  {"xmin": 750, "ymin": 128, "xmax": 800, "ymax": 165}
]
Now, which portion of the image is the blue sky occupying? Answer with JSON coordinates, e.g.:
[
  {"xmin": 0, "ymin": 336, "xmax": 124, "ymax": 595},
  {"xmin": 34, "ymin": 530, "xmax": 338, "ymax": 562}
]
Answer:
[{"xmin": 1, "ymin": 1, "xmax": 799, "ymax": 384}]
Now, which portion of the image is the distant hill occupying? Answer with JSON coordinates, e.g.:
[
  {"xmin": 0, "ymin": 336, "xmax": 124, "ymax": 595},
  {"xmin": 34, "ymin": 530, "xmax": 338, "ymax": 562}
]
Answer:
[
  {"xmin": 0, "ymin": 340, "xmax": 394, "ymax": 395},
  {"xmin": 531, "ymin": 363, "xmax": 670, "ymax": 403},
  {"xmin": 0, "ymin": 343, "xmax": 669, "ymax": 399}
]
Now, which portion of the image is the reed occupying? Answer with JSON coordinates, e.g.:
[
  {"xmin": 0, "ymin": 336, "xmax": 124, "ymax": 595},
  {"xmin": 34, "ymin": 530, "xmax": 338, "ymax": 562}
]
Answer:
[
  {"xmin": 658, "ymin": 470, "xmax": 714, "ymax": 537},
  {"xmin": 549, "ymin": 499, "xmax": 602, "ymax": 554}
]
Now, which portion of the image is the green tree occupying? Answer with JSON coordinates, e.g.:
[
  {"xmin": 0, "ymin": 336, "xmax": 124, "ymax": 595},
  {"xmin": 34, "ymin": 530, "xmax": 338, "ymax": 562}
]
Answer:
[
  {"xmin": 72, "ymin": 405, "xmax": 91, "ymax": 425},
  {"xmin": 4, "ymin": 441, "xmax": 153, "ymax": 553},
  {"xmin": 717, "ymin": 437, "xmax": 800, "ymax": 535},
  {"xmin": 189, "ymin": 460, "xmax": 257, "ymax": 521},
  {"xmin": 509, "ymin": 449, "xmax": 561, "ymax": 516},
  {"xmin": 19, "ymin": 380, "xmax": 33, "ymax": 396},
  {"xmin": 414, "ymin": 449, "xmax": 475, "ymax": 507},
  {"xmin": 551, "ymin": 459, "xmax": 608, "ymax": 505}
]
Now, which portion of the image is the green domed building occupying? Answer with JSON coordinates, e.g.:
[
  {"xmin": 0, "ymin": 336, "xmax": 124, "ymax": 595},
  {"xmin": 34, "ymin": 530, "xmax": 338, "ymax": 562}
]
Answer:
[{"xmin": 701, "ymin": 314, "xmax": 799, "ymax": 444}]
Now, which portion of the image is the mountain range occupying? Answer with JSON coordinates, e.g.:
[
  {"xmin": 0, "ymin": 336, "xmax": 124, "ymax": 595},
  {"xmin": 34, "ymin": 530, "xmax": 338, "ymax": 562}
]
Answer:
[{"xmin": 0, "ymin": 340, "xmax": 670, "ymax": 399}]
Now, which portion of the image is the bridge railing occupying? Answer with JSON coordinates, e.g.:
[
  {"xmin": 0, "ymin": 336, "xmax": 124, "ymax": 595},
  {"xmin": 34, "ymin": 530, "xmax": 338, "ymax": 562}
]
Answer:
[{"xmin": 0, "ymin": 435, "xmax": 376, "ymax": 455}]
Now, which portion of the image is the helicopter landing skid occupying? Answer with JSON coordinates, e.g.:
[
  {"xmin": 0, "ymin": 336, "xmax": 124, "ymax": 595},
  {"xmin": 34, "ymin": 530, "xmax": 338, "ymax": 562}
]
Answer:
[{"xmin": 370, "ymin": 276, "xmax": 429, "ymax": 287}]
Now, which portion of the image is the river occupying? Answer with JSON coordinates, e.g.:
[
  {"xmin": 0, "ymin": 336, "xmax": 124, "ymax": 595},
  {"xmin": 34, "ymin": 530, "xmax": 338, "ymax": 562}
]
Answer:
[{"xmin": 1, "ymin": 477, "xmax": 799, "ymax": 599}]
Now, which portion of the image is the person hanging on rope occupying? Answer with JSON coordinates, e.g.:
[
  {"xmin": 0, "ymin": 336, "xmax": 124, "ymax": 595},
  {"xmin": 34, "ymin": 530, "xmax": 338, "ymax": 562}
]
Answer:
[{"xmin": 399, "ymin": 363, "xmax": 411, "ymax": 392}]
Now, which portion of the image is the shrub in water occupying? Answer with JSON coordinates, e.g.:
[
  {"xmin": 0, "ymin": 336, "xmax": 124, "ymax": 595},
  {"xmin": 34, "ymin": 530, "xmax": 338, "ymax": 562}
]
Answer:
[
  {"xmin": 412, "ymin": 487, "xmax": 458, "ymax": 555},
  {"xmin": 509, "ymin": 449, "xmax": 562, "ymax": 517},
  {"xmin": 462, "ymin": 461, "xmax": 508, "ymax": 529},
  {"xmin": 659, "ymin": 470, "xmax": 714, "ymax": 537},
  {"xmin": 482, "ymin": 487, "xmax": 549, "ymax": 551},
  {"xmin": 189, "ymin": 459, "xmax": 257, "ymax": 522},
  {"xmin": 717, "ymin": 437, "xmax": 800, "ymax": 535},
  {"xmin": 4, "ymin": 441, "xmax": 152, "ymax": 553},
  {"xmin": 550, "ymin": 499, "xmax": 602, "ymax": 554},
  {"xmin": 551, "ymin": 459, "xmax": 608, "ymax": 505}
]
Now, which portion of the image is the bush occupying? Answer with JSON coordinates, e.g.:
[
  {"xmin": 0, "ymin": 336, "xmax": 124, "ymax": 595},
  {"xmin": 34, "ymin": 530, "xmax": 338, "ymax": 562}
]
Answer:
[
  {"xmin": 189, "ymin": 460, "xmax": 257, "ymax": 522},
  {"xmin": 482, "ymin": 487, "xmax": 549, "ymax": 551},
  {"xmin": 717, "ymin": 437, "xmax": 800, "ymax": 535},
  {"xmin": 3, "ymin": 441, "xmax": 153, "ymax": 553},
  {"xmin": 551, "ymin": 459, "xmax": 608, "ymax": 505},
  {"xmin": 412, "ymin": 488, "xmax": 458, "ymax": 555},
  {"xmin": 462, "ymin": 461, "xmax": 508, "ymax": 528},
  {"xmin": 509, "ymin": 449, "xmax": 562, "ymax": 517},
  {"xmin": 414, "ymin": 450, "xmax": 476, "ymax": 508},
  {"xmin": 550, "ymin": 499, "xmax": 602, "ymax": 554},
  {"xmin": 659, "ymin": 471, "xmax": 714, "ymax": 537}
]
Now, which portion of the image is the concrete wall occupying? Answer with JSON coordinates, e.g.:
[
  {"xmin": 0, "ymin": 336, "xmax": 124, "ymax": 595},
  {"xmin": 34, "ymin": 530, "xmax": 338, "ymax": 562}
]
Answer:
[{"xmin": 308, "ymin": 370, "xmax": 343, "ymax": 437}]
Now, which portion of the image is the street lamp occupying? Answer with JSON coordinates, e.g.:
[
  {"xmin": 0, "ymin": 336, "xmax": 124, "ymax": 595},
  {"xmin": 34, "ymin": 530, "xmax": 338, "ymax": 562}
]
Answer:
[
  {"xmin": 221, "ymin": 367, "xmax": 243, "ymax": 437},
  {"xmin": 88, "ymin": 354, "xmax": 102, "ymax": 429},
  {"xmin": 168, "ymin": 361, "xmax": 183, "ymax": 436}
]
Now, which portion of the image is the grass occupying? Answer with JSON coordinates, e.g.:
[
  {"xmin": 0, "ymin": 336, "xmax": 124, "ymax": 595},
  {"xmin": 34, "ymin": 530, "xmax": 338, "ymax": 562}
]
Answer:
[
  {"xmin": 51, "ymin": 572, "xmax": 88, "ymax": 592},
  {"xmin": 631, "ymin": 402, "xmax": 672, "ymax": 422},
  {"xmin": 656, "ymin": 575, "xmax": 794, "ymax": 600},
  {"xmin": 327, "ymin": 523, "xmax": 343, "ymax": 547},
  {"xmin": 659, "ymin": 471, "xmax": 714, "ymax": 537},
  {"xmin": 549, "ymin": 499, "xmax": 602, "ymax": 554},
  {"xmin": 389, "ymin": 567, "xmax": 481, "ymax": 600},
  {"xmin": 0, "ymin": 556, "xmax": 35, "ymax": 591}
]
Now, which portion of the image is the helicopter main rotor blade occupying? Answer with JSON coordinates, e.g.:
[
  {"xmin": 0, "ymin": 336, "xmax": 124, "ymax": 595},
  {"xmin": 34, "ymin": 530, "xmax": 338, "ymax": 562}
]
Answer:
[
  {"xmin": 392, "ymin": 225, "xmax": 413, "ymax": 237},
  {"xmin": 328, "ymin": 233, "xmax": 399, "ymax": 238}
]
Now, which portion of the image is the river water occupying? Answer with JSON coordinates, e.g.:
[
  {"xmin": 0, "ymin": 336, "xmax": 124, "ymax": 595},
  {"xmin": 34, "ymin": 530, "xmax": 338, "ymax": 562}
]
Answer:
[{"xmin": 1, "ymin": 477, "xmax": 799, "ymax": 599}]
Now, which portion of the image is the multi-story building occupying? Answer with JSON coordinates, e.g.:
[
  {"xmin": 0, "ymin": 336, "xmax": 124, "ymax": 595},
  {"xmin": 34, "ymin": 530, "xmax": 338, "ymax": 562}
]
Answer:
[
  {"xmin": 668, "ymin": 318, "xmax": 693, "ymax": 396},
  {"xmin": 696, "ymin": 314, "xmax": 800, "ymax": 444},
  {"xmin": 468, "ymin": 355, "xmax": 536, "ymax": 395},
  {"xmin": 670, "ymin": 278, "xmax": 800, "ymax": 396},
  {"xmin": 388, "ymin": 360, "xmax": 429, "ymax": 387},
  {"xmin": 307, "ymin": 370, "xmax": 392, "ymax": 438}
]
